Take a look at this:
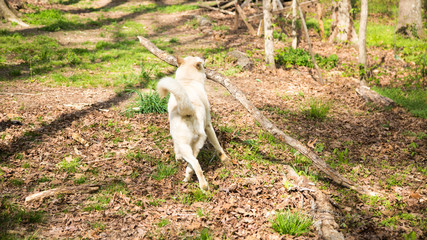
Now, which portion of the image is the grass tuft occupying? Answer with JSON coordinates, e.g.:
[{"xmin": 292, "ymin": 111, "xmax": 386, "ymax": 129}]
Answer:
[
  {"xmin": 271, "ymin": 210, "xmax": 313, "ymax": 236},
  {"xmin": 301, "ymin": 98, "xmax": 331, "ymax": 121},
  {"xmin": 126, "ymin": 90, "xmax": 168, "ymax": 115}
]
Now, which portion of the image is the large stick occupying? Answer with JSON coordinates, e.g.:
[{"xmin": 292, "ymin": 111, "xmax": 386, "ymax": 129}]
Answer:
[{"xmin": 137, "ymin": 36, "xmax": 371, "ymax": 195}]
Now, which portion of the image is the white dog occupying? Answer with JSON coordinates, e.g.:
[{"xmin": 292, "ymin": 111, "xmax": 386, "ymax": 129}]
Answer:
[{"xmin": 157, "ymin": 56, "xmax": 227, "ymax": 191}]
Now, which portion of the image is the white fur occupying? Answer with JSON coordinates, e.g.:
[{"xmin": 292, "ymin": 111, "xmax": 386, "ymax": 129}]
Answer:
[{"xmin": 157, "ymin": 56, "xmax": 227, "ymax": 191}]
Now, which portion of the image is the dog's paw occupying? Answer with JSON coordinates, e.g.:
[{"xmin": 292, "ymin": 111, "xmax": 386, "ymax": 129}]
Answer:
[
  {"xmin": 199, "ymin": 179, "xmax": 210, "ymax": 192},
  {"xmin": 220, "ymin": 153, "xmax": 232, "ymax": 166}
]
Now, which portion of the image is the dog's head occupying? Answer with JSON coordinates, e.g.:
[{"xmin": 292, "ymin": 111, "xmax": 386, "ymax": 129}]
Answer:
[{"xmin": 176, "ymin": 56, "xmax": 205, "ymax": 72}]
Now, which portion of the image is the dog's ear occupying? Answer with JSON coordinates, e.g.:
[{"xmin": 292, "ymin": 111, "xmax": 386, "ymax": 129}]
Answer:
[
  {"xmin": 176, "ymin": 56, "xmax": 184, "ymax": 67},
  {"xmin": 195, "ymin": 61, "xmax": 203, "ymax": 71}
]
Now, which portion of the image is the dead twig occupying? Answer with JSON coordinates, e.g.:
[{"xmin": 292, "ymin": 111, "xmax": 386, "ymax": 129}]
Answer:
[{"xmin": 25, "ymin": 184, "xmax": 100, "ymax": 202}]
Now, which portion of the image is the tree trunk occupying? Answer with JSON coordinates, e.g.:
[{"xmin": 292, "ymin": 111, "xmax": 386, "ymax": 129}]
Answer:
[
  {"xmin": 396, "ymin": 0, "xmax": 423, "ymax": 38},
  {"xmin": 358, "ymin": 0, "xmax": 368, "ymax": 82},
  {"xmin": 263, "ymin": 0, "xmax": 275, "ymax": 68},
  {"xmin": 329, "ymin": 0, "xmax": 357, "ymax": 43},
  {"xmin": 297, "ymin": 1, "xmax": 324, "ymax": 84},
  {"xmin": 316, "ymin": 2, "xmax": 325, "ymax": 40},
  {"xmin": 0, "ymin": 0, "xmax": 28, "ymax": 27},
  {"xmin": 291, "ymin": 0, "xmax": 298, "ymax": 49}
]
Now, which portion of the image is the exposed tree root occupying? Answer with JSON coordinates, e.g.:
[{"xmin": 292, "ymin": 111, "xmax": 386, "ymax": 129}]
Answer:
[{"xmin": 284, "ymin": 165, "xmax": 345, "ymax": 240}]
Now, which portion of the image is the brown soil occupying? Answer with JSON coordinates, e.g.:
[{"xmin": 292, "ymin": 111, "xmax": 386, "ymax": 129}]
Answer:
[{"xmin": 0, "ymin": 0, "xmax": 426, "ymax": 239}]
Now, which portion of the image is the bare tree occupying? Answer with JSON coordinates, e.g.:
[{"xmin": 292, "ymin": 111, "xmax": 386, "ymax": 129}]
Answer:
[
  {"xmin": 263, "ymin": 0, "xmax": 275, "ymax": 68},
  {"xmin": 0, "ymin": 0, "xmax": 28, "ymax": 26},
  {"xmin": 358, "ymin": 0, "xmax": 368, "ymax": 82},
  {"xmin": 291, "ymin": 0, "xmax": 298, "ymax": 49},
  {"xmin": 396, "ymin": 0, "xmax": 423, "ymax": 38},
  {"xmin": 329, "ymin": 0, "xmax": 358, "ymax": 43}
]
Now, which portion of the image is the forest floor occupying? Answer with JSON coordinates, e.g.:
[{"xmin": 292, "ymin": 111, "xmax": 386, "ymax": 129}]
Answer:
[{"xmin": 0, "ymin": 0, "xmax": 426, "ymax": 239}]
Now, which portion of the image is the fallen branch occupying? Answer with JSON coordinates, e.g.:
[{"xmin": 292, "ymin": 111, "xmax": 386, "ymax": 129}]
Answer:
[
  {"xmin": 248, "ymin": 0, "xmax": 317, "ymax": 20},
  {"xmin": 137, "ymin": 36, "xmax": 371, "ymax": 195},
  {"xmin": 25, "ymin": 184, "xmax": 100, "ymax": 202},
  {"xmin": 356, "ymin": 86, "xmax": 394, "ymax": 107},
  {"xmin": 235, "ymin": 2, "xmax": 256, "ymax": 35},
  {"xmin": 284, "ymin": 165, "xmax": 345, "ymax": 240},
  {"xmin": 197, "ymin": 4, "xmax": 235, "ymax": 15}
]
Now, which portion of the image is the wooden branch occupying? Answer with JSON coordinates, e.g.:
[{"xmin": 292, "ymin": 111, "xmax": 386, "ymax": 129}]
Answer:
[
  {"xmin": 198, "ymin": 4, "xmax": 235, "ymax": 15},
  {"xmin": 284, "ymin": 166, "xmax": 345, "ymax": 240},
  {"xmin": 235, "ymin": 3, "xmax": 256, "ymax": 35},
  {"xmin": 356, "ymin": 86, "xmax": 394, "ymax": 107},
  {"xmin": 297, "ymin": 0, "xmax": 324, "ymax": 84},
  {"xmin": 136, "ymin": 36, "xmax": 371, "ymax": 196},
  {"xmin": 25, "ymin": 184, "xmax": 100, "ymax": 202},
  {"xmin": 248, "ymin": 0, "xmax": 317, "ymax": 20},
  {"xmin": 221, "ymin": 0, "xmax": 236, "ymax": 9}
]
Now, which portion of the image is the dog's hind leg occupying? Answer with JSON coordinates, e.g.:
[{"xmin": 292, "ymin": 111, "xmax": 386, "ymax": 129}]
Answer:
[
  {"xmin": 179, "ymin": 145, "xmax": 209, "ymax": 191},
  {"xmin": 183, "ymin": 165, "xmax": 194, "ymax": 182},
  {"xmin": 206, "ymin": 124, "xmax": 228, "ymax": 162}
]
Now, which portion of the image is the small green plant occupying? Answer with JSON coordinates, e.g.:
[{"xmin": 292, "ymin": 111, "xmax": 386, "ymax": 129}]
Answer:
[
  {"xmin": 157, "ymin": 218, "xmax": 169, "ymax": 227},
  {"xmin": 57, "ymin": 156, "xmax": 82, "ymax": 173},
  {"xmin": 152, "ymin": 162, "xmax": 177, "ymax": 180},
  {"xmin": 89, "ymin": 221, "xmax": 106, "ymax": 230},
  {"xmin": 314, "ymin": 143, "xmax": 325, "ymax": 153},
  {"xmin": 403, "ymin": 231, "xmax": 417, "ymax": 240},
  {"xmin": 126, "ymin": 90, "xmax": 168, "ymax": 115},
  {"xmin": 147, "ymin": 196, "xmax": 166, "ymax": 207},
  {"xmin": 74, "ymin": 175, "xmax": 87, "ymax": 184},
  {"xmin": 301, "ymin": 98, "xmax": 331, "ymax": 121},
  {"xmin": 177, "ymin": 188, "xmax": 214, "ymax": 205},
  {"xmin": 408, "ymin": 142, "xmax": 418, "ymax": 156},
  {"xmin": 380, "ymin": 216, "xmax": 399, "ymax": 228},
  {"xmin": 333, "ymin": 148, "xmax": 349, "ymax": 164},
  {"xmin": 271, "ymin": 210, "xmax": 313, "ymax": 236},
  {"xmin": 9, "ymin": 178, "xmax": 24, "ymax": 186},
  {"xmin": 195, "ymin": 228, "xmax": 213, "ymax": 240}
]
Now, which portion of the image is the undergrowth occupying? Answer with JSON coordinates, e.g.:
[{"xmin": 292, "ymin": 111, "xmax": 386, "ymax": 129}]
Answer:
[{"xmin": 275, "ymin": 47, "xmax": 338, "ymax": 70}]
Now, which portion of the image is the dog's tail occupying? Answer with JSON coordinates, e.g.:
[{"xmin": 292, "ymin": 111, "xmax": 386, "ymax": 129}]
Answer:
[{"xmin": 157, "ymin": 77, "xmax": 195, "ymax": 116}]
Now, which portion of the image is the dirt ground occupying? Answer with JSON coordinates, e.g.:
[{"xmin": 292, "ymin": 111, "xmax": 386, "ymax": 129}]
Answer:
[{"xmin": 0, "ymin": 0, "xmax": 426, "ymax": 239}]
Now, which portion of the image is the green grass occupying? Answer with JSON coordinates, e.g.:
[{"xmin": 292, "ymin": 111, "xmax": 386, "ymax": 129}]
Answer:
[
  {"xmin": 0, "ymin": 199, "xmax": 45, "ymax": 231},
  {"xmin": 194, "ymin": 228, "xmax": 213, "ymax": 240},
  {"xmin": 152, "ymin": 162, "xmax": 177, "ymax": 180},
  {"xmin": 125, "ymin": 90, "xmax": 168, "ymax": 115},
  {"xmin": 362, "ymin": 22, "xmax": 426, "ymax": 62},
  {"xmin": 372, "ymin": 87, "xmax": 427, "ymax": 118},
  {"xmin": 112, "ymin": 3, "xmax": 198, "ymax": 14},
  {"xmin": 157, "ymin": 218, "xmax": 169, "ymax": 227},
  {"xmin": 176, "ymin": 188, "xmax": 214, "ymax": 206},
  {"xmin": 57, "ymin": 156, "xmax": 82, "ymax": 173},
  {"xmin": 83, "ymin": 181, "xmax": 128, "ymax": 212},
  {"xmin": 271, "ymin": 210, "xmax": 313, "ymax": 236},
  {"xmin": 0, "ymin": 29, "xmax": 169, "ymax": 87},
  {"xmin": 275, "ymin": 47, "xmax": 338, "ymax": 70},
  {"xmin": 301, "ymin": 98, "xmax": 331, "ymax": 121}
]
